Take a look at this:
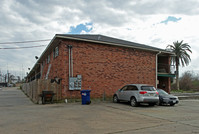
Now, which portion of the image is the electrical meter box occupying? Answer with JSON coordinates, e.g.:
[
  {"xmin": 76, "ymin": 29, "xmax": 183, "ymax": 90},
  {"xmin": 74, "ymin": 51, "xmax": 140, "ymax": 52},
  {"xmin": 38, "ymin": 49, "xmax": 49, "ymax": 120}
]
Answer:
[{"xmin": 69, "ymin": 75, "xmax": 82, "ymax": 90}]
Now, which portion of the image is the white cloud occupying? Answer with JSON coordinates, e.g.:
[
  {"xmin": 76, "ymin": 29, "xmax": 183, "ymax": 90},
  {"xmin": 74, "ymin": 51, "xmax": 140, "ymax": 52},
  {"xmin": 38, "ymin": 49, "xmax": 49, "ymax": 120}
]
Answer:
[
  {"xmin": 0, "ymin": 0, "xmax": 199, "ymax": 78},
  {"xmin": 88, "ymin": 14, "xmax": 199, "ymax": 76}
]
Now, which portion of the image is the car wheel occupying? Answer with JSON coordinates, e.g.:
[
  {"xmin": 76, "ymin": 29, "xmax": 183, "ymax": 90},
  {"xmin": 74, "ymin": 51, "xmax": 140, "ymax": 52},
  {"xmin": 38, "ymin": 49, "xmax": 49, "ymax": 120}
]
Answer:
[
  {"xmin": 149, "ymin": 103, "xmax": 156, "ymax": 106},
  {"xmin": 158, "ymin": 99, "xmax": 163, "ymax": 106},
  {"xmin": 113, "ymin": 95, "xmax": 119, "ymax": 103},
  {"xmin": 158, "ymin": 102, "xmax": 162, "ymax": 106},
  {"xmin": 130, "ymin": 97, "xmax": 138, "ymax": 107},
  {"xmin": 170, "ymin": 103, "xmax": 175, "ymax": 106}
]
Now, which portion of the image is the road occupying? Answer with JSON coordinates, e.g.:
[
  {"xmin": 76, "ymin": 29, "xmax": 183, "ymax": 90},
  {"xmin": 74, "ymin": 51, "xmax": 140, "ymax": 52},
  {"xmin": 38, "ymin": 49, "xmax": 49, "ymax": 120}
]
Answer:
[{"xmin": 0, "ymin": 87, "xmax": 199, "ymax": 134}]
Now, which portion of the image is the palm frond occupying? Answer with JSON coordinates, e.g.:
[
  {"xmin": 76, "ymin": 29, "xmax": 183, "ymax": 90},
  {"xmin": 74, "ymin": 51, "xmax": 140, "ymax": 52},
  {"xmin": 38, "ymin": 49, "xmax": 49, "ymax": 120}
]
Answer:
[{"xmin": 168, "ymin": 40, "xmax": 192, "ymax": 67}]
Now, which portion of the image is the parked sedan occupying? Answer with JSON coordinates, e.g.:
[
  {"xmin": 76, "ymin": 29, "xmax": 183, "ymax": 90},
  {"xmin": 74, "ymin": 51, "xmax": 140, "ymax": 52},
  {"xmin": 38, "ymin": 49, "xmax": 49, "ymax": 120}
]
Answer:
[
  {"xmin": 113, "ymin": 84, "xmax": 159, "ymax": 107},
  {"xmin": 157, "ymin": 89, "xmax": 179, "ymax": 106}
]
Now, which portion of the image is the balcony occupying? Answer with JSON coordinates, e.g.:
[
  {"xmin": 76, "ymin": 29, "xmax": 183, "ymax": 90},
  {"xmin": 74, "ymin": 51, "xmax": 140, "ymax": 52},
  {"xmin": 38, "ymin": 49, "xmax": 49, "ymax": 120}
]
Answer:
[{"xmin": 158, "ymin": 63, "xmax": 176, "ymax": 77}]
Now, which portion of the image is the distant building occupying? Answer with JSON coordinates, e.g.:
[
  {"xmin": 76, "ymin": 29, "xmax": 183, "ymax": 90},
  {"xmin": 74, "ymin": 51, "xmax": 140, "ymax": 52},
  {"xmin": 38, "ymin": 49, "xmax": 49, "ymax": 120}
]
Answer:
[
  {"xmin": 26, "ymin": 34, "xmax": 175, "ymax": 99},
  {"xmin": 0, "ymin": 82, "xmax": 8, "ymax": 87}
]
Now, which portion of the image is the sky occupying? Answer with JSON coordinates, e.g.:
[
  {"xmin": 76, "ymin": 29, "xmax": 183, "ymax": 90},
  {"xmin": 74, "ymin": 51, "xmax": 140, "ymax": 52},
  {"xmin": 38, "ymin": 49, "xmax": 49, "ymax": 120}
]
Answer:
[{"xmin": 0, "ymin": 0, "xmax": 199, "ymax": 79}]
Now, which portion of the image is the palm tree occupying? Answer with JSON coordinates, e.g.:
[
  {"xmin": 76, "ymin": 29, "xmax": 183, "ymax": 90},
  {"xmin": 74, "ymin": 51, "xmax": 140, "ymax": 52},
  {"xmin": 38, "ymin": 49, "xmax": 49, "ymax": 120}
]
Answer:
[{"xmin": 167, "ymin": 40, "xmax": 192, "ymax": 90}]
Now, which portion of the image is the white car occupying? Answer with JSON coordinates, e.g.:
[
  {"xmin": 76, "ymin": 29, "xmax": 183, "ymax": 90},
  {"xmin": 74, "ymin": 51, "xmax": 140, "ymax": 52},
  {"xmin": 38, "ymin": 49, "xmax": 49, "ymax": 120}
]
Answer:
[{"xmin": 113, "ymin": 84, "xmax": 159, "ymax": 107}]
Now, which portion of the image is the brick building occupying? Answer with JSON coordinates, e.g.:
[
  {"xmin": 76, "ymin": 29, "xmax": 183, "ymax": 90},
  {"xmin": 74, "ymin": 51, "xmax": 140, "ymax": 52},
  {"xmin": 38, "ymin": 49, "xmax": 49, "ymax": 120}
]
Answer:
[{"xmin": 26, "ymin": 34, "xmax": 175, "ymax": 99}]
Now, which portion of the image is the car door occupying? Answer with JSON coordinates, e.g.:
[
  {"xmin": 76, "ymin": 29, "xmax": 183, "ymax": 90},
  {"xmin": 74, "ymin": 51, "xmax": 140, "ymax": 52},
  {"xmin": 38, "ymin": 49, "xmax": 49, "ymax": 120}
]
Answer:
[
  {"xmin": 118, "ymin": 86, "xmax": 127, "ymax": 100},
  {"xmin": 131, "ymin": 85, "xmax": 139, "ymax": 100},
  {"xmin": 124, "ymin": 85, "xmax": 139, "ymax": 101}
]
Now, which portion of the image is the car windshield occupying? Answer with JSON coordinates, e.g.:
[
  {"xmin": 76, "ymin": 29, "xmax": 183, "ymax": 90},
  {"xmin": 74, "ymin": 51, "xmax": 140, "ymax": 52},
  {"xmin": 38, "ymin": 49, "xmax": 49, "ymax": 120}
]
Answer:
[
  {"xmin": 141, "ymin": 86, "xmax": 156, "ymax": 91},
  {"xmin": 157, "ymin": 89, "xmax": 168, "ymax": 95}
]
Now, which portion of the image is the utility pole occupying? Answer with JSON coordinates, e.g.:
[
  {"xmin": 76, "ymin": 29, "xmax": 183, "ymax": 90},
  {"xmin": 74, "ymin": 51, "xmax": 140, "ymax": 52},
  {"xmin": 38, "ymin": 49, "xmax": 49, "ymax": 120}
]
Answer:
[
  {"xmin": 0, "ymin": 69, "xmax": 2, "ymax": 82},
  {"xmin": 7, "ymin": 63, "xmax": 9, "ymax": 83},
  {"xmin": 8, "ymin": 72, "xmax": 10, "ymax": 84},
  {"xmin": 5, "ymin": 74, "xmax": 7, "ymax": 83}
]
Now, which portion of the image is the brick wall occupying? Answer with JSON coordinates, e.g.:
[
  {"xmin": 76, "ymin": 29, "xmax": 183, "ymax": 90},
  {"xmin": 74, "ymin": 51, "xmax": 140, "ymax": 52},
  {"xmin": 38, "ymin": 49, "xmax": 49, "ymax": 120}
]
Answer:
[{"xmin": 41, "ymin": 39, "xmax": 157, "ymax": 99}]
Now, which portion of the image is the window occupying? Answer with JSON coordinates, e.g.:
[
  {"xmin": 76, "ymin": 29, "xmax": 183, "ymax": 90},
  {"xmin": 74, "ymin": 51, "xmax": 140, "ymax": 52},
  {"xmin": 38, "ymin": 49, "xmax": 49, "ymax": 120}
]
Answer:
[
  {"xmin": 120, "ymin": 86, "xmax": 127, "ymax": 91},
  {"xmin": 127, "ymin": 86, "xmax": 138, "ymax": 91},
  {"xmin": 141, "ymin": 86, "xmax": 156, "ymax": 91},
  {"xmin": 47, "ymin": 55, "xmax": 50, "ymax": 63},
  {"xmin": 53, "ymin": 46, "xmax": 59, "ymax": 58}
]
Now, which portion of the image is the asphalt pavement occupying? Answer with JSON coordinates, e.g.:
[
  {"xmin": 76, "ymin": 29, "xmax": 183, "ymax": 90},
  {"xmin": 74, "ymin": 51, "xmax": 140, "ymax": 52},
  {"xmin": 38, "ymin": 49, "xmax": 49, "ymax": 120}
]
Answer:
[{"xmin": 0, "ymin": 87, "xmax": 199, "ymax": 134}]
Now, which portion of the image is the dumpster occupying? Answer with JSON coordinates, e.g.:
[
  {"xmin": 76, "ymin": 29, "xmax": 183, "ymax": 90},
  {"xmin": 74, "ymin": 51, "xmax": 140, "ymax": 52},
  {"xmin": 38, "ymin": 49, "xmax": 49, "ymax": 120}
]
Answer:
[
  {"xmin": 80, "ymin": 90, "xmax": 91, "ymax": 105},
  {"xmin": 40, "ymin": 91, "xmax": 55, "ymax": 104}
]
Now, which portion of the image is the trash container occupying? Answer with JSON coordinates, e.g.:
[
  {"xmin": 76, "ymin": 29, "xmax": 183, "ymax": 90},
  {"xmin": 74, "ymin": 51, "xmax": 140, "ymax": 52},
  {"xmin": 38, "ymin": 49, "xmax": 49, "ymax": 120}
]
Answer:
[
  {"xmin": 80, "ymin": 90, "xmax": 91, "ymax": 105},
  {"xmin": 40, "ymin": 91, "xmax": 55, "ymax": 104}
]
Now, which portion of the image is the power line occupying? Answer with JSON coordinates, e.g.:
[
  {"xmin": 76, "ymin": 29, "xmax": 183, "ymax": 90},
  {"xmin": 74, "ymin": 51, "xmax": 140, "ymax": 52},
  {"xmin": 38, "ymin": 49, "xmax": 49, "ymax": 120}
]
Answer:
[
  {"xmin": 0, "ymin": 39, "xmax": 51, "ymax": 45},
  {"xmin": 0, "ymin": 45, "xmax": 47, "ymax": 50}
]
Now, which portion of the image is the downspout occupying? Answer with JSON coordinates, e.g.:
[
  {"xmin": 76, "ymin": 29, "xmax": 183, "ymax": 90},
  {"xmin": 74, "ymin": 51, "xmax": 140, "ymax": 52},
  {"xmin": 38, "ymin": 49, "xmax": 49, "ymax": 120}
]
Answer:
[
  {"xmin": 71, "ymin": 46, "xmax": 73, "ymax": 77},
  {"xmin": 68, "ymin": 45, "xmax": 73, "ymax": 78},
  {"xmin": 68, "ymin": 46, "xmax": 71, "ymax": 78},
  {"xmin": 156, "ymin": 51, "xmax": 161, "ymax": 88}
]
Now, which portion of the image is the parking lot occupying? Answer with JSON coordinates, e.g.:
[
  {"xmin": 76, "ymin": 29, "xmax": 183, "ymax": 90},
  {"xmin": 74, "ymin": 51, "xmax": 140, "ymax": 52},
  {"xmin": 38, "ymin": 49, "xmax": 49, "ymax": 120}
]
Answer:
[{"xmin": 0, "ymin": 87, "xmax": 199, "ymax": 134}]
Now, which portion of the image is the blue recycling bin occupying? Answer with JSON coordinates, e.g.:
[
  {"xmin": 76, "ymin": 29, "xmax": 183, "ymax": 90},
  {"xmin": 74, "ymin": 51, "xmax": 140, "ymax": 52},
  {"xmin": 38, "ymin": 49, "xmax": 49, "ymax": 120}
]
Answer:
[{"xmin": 80, "ymin": 90, "xmax": 91, "ymax": 105}]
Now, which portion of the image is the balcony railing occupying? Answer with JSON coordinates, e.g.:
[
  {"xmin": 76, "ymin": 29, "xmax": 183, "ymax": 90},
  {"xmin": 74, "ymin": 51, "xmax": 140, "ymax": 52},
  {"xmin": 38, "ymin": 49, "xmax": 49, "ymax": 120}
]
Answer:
[{"xmin": 158, "ymin": 63, "xmax": 175, "ymax": 74}]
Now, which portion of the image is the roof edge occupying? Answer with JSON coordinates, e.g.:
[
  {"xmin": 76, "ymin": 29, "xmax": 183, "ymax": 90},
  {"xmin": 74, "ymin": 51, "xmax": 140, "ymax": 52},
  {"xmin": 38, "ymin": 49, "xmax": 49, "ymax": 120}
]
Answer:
[
  {"xmin": 27, "ymin": 34, "xmax": 175, "ymax": 78},
  {"xmin": 55, "ymin": 34, "xmax": 174, "ymax": 55}
]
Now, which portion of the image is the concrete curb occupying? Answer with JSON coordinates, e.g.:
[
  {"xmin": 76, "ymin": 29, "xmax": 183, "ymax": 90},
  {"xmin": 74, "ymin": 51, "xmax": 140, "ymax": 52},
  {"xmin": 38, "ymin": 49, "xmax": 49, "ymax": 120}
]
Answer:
[{"xmin": 171, "ymin": 92, "xmax": 199, "ymax": 100}]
